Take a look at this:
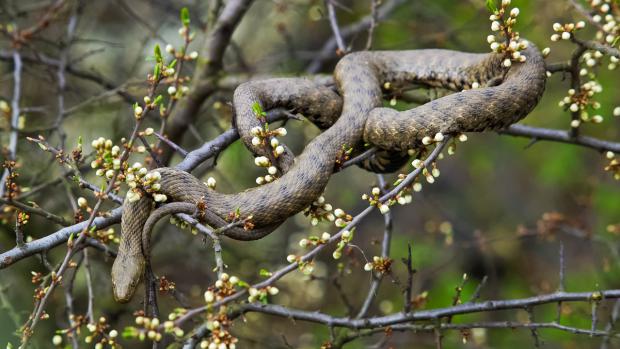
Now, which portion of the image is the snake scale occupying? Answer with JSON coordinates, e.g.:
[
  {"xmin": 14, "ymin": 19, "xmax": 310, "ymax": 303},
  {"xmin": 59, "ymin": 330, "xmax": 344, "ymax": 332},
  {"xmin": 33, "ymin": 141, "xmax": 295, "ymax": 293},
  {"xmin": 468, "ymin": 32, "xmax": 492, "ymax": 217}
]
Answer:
[{"xmin": 111, "ymin": 43, "xmax": 546, "ymax": 302}]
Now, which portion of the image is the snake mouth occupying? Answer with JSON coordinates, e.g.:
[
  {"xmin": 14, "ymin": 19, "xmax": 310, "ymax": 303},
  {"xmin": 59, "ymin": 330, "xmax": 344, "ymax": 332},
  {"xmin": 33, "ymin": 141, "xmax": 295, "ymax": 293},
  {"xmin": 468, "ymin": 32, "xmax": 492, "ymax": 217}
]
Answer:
[{"xmin": 111, "ymin": 253, "xmax": 145, "ymax": 303}]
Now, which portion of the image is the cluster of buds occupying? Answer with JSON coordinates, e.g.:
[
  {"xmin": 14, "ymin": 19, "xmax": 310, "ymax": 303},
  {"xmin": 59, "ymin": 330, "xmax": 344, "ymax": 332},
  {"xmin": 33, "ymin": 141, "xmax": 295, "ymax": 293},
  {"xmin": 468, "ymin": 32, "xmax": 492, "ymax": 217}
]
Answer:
[
  {"xmin": 204, "ymin": 273, "xmax": 243, "ymax": 303},
  {"xmin": 303, "ymin": 195, "xmax": 337, "ymax": 225},
  {"xmin": 332, "ymin": 229, "xmax": 354, "ymax": 259},
  {"xmin": 125, "ymin": 165, "xmax": 166, "ymax": 203},
  {"xmin": 124, "ymin": 315, "xmax": 178, "ymax": 342},
  {"xmin": 361, "ymin": 187, "xmax": 390, "ymax": 214},
  {"xmin": 90, "ymin": 227, "xmax": 118, "ymax": 245},
  {"xmin": 165, "ymin": 43, "xmax": 199, "ymax": 61},
  {"xmin": 285, "ymin": 255, "xmax": 316, "ymax": 275},
  {"xmin": 447, "ymin": 134, "xmax": 469, "ymax": 155},
  {"xmin": 550, "ymin": 21, "xmax": 586, "ymax": 42},
  {"xmin": 363, "ymin": 256, "xmax": 393, "ymax": 274},
  {"xmin": 421, "ymin": 132, "xmax": 446, "ymax": 146},
  {"xmin": 199, "ymin": 314, "xmax": 238, "ymax": 349},
  {"xmin": 83, "ymin": 317, "xmax": 118, "ymax": 348},
  {"xmin": 393, "ymin": 187, "xmax": 413, "ymax": 206},
  {"xmin": 487, "ymin": 0, "xmax": 528, "ymax": 67},
  {"xmin": 558, "ymin": 81, "xmax": 604, "ymax": 128},
  {"xmin": 333, "ymin": 207, "xmax": 353, "ymax": 228},
  {"xmin": 247, "ymin": 285, "xmax": 279, "ymax": 303},
  {"xmin": 412, "ymin": 158, "xmax": 441, "ymax": 184},
  {"xmin": 588, "ymin": 0, "xmax": 619, "ymax": 46},
  {"xmin": 296, "ymin": 232, "xmax": 333, "ymax": 250},
  {"xmin": 604, "ymin": 151, "xmax": 620, "ymax": 180},
  {"xmin": 251, "ymin": 124, "xmax": 287, "ymax": 185},
  {"xmin": 90, "ymin": 137, "xmax": 122, "ymax": 180}
]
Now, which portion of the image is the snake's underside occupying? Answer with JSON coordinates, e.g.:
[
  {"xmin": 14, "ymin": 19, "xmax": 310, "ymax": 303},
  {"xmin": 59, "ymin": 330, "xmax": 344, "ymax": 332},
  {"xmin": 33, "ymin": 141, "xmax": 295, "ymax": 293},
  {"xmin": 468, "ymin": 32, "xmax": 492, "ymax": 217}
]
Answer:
[{"xmin": 111, "ymin": 44, "xmax": 546, "ymax": 302}]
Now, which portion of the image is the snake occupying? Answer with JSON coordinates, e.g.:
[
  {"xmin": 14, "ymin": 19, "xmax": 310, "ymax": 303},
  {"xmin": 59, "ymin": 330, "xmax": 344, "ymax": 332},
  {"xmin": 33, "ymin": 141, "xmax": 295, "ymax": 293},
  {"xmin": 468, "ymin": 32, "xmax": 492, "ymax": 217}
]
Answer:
[{"xmin": 111, "ymin": 43, "xmax": 546, "ymax": 302}]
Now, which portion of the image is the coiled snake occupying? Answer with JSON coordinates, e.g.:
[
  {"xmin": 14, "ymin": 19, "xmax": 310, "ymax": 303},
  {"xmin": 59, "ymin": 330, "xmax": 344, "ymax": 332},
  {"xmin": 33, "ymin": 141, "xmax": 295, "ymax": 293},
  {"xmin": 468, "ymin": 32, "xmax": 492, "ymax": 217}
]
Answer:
[{"xmin": 111, "ymin": 44, "xmax": 546, "ymax": 302}]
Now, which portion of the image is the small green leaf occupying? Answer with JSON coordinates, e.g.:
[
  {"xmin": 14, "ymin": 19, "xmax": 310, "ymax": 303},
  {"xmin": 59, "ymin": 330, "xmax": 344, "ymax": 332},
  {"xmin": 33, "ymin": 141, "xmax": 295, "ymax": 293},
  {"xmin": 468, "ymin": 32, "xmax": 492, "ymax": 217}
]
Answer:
[
  {"xmin": 153, "ymin": 64, "xmax": 161, "ymax": 80},
  {"xmin": 486, "ymin": 0, "xmax": 497, "ymax": 13},
  {"xmin": 154, "ymin": 44, "xmax": 162, "ymax": 63},
  {"xmin": 252, "ymin": 102, "xmax": 266, "ymax": 117},
  {"xmin": 259, "ymin": 268, "xmax": 272, "ymax": 277},
  {"xmin": 122, "ymin": 326, "xmax": 138, "ymax": 339},
  {"xmin": 236, "ymin": 280, "xmax": 250, "ymax": 288},
  {"xmin": 180, "ymin": 7, "xmax": 190, "ymax": 26},
  {"xmin": 169, "ymin": 59, "xmax": 178, "ymax": 69},
  {"xmin": 153, "ymin": 95, "xmax": 163, "ymax": 106}
]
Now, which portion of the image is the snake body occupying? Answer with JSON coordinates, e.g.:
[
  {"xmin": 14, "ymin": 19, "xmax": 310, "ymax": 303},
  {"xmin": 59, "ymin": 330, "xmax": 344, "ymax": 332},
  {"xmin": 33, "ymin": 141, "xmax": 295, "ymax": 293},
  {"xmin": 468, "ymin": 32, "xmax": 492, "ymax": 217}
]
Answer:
[{"xmin": 111, "ymin": 44, "xmax": 546, "ymax": 302}]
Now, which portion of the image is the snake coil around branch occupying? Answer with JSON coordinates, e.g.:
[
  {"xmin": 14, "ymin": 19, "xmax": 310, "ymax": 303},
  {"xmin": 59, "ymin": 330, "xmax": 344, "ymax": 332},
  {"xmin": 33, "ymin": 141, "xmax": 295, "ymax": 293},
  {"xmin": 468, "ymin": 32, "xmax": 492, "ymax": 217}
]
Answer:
[{"xmin": 111, "ymin": 43, "xmax": 546, "ymax": 302}]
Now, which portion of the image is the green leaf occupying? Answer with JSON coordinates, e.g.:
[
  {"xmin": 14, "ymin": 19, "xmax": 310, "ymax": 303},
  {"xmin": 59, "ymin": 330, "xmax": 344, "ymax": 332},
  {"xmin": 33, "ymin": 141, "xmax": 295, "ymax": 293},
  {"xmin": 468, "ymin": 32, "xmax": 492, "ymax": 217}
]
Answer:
[
  {"xmin": 252, "ymin": 102, "xmax": 266, "ymax": 117},
  {"xmin": 153, "ymin": 95, "xmax": 163, "ymax": 106},
  {"xmin": 122, "ymin": 326, "xmax": 138, "ymax": 339},
  {"xmin": 169, "ymin": 59, "xmax": 178, "ymax": 69},
  {"xmin": 236, "ymin": 280, "xmax": 250, "ymax": 288},
  {"xmin": 180, "ymin": 7, "xmax": 190, "ymax": 26},
  {"xmin": 154, "ymin": 44, "xmax": 162, "ymax": 63},
  {"xmin": 153, "ymin": 64, "xmax": 161, "ymax": 80},
  {"xmin": 259, "ymin": 268, "xmax": 272, "ymax": 277},
  {"xmin": 486, "ymin": 0, "xmax": 497, "ymax": 13}
]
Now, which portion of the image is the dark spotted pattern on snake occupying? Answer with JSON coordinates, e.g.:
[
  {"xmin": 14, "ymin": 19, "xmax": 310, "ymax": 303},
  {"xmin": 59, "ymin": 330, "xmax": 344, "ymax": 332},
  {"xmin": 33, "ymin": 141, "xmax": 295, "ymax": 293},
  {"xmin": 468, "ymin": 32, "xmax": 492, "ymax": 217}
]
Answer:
[{"xmin": 111, "ymin": 43, "xmax": 546, "ymax": 302}]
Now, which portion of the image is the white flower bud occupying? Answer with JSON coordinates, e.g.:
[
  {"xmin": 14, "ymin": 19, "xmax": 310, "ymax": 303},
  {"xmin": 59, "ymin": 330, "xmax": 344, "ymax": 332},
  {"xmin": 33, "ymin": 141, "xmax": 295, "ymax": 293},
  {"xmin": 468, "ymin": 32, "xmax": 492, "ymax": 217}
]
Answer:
[
  {"xmin": 553, "ymin": 23, "xmax": 563, "ymax": 32},
  {"xmin": 561, "ymin": 31, "xmax": 571, "ymax": 40},
  {"xmin": 77, "ymin": 197, "xmax": 88, "ymax": 208},
  {"xmin": 412, "ymin": 159, "xmax": 423, "ymax": 168},
  {"xmin": 422, "ymin": 136, "xmax": 432, "ymax": 145},
  {"xmin": 503, "ymin": 59, "xmax": 512, "ymax": 67},
  {"xmin": 52, "ymin": 335, "xmax": 63, "ymax": 346},
  {"xmin": 501, "ymin": 0, "xmax": 510, "ymax": 5},
  {"xmin": 606, "ymin": 151, "xmax": 615, "ymax": 159},
  {"xmin": 550, "ymin": 34, "xmax": 560, "ymax": 42},
  {"xmin": 334, "ymin": 208, "xmax": 345, "ymax": 218},
  {"xmin": 321, "ymin": 232, "xmax": 331, "ymax": 240},
  {"xmin": 275, "ymin": 145, "xmax": 285, "ymax": 155},
  {"xmin": 575, "ymin": 21, "xmax": 585, "ymax": 29},
  {"xmin": 189, "ymin": 51, "xmax": 199, "ymax": 59},
  {"xmin": 434, "ymin": 132, "xmax": 444, "ymax": 142},
  {"xmin": 153, "ymin": 194, "xmax": 167, "ymax": 202},
  {"xmin": 287, "ymin": 254, "xmax": 297, "ymax": 263},
  {"xmin": 105, "ymin": 169, "xmax": 115, "ymax": 179},
  {"xmin": 254, "ymin": 156, "xmax": 270, "ymax": 167},
  {"xmin": 510, "ymin": 7, "xmax": 519, "ymax": 17},
  {"xmin": 206, "ymin": 177, "xmax": 216, "ymax": 189},
  {"xmin": 371, "ymin": 187, "xmax": 381, "ymax": 196},
  {"xmin": 268, "ymin": 166, "xmax": 277, "ymax": 175},
  {"xmin": 251, "ymin": 136, "xmax": 261, "ymax": 146},
  {"xmin": 487, "ymin": 35, "xmax": 495, "ymax": 44},
  {"xmin": 323, "ymin": 203, "xmax": 332, "ymax": 211},
  {"xmin": 490, "ymin": 42, "xmax": 500, "ymax": 51},
  {"xmin": 268, "ymin": 287, "xmax": 279, "ymax": 295},
  {"xmin": 592, "ymin": 115, "xmax": 603, "ymax": 123},
  {"xmin": 491, "ymin": 21, "xmax": 501, "ymax": 31},
  {"xmin": 569, "ymin": 103, "xmax": 579, "ymax": 112},
  {"xmin": 275, "ymin": 127, "xmax": 287, "ymax": 136},
  {"xmin": 342, "ymin": 230, "xmax": 351, "ymax": 239},
  {"xmin": 264, "ymin": 174, "xmax": 274, "ymax": 182},
  {"xmin": 256, "ymin": 176, "xmax": 265, "ymax": 185},
  {"xmin": 270, "ymin": 138, "xmax": 279, "ymax": 147},
  {"xmin": 167, "ymin": 86, "xmax": 177, "ymax": 95},
  {"xmin": 364, "ymin": 263, "xmax": 374, "ymax": 271},
  {"xmin": 165, "ymin": 44, "xmax": 174, "ymax": 53},
  {"xmin": 614, "ymin": 107, "xmax": 620, "ymax": 116},
  {"xmin": 379, "ymin": 204, "xmax": 390, "ymax": 214},
  {"xmin": 250, "ymin": 126, "xmax": 262, "ymax": 136},
  {"xmin": 134, "ymin": 105, "xmax": 143, "ymax": 116},
  {"xmin": 570, "ymin": 119, "xmax": 581, "ymax": 128},
  {"xmin": 542, "ymin": 47, "xmax": 550, "ymax": 57}
]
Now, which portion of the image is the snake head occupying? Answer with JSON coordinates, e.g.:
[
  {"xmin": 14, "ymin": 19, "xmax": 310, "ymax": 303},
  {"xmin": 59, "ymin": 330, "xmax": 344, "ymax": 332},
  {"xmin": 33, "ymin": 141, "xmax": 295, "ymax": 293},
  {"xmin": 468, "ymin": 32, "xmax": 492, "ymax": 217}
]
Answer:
[{"xmin": 111, "ymin": 252, "xmax": 145, "ymax": 303}]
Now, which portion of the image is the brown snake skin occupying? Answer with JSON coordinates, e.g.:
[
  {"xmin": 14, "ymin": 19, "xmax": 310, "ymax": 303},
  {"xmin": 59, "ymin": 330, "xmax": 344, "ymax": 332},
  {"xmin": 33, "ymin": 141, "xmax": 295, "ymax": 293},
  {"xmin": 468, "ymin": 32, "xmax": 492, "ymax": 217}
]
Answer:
[{"xmin": 111, "ymin": 43, "xmax": 546, "ymax": 302}]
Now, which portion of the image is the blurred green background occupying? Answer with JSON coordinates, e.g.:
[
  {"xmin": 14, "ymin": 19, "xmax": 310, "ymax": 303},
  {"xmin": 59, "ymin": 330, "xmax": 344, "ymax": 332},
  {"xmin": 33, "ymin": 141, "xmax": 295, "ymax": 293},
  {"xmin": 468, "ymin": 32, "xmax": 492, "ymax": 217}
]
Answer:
[{"xmin": 1, "ymin": 0, "xmax": 619, "ymax": 348}]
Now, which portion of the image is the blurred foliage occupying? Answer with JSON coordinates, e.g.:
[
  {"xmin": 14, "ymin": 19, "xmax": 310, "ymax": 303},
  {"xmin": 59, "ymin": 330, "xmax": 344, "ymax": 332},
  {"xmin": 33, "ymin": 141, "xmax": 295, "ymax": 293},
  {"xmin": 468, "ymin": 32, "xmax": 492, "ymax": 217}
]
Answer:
[{"xmin": 0, "ymin": 0, "xmax": 619, "ymax": 348}]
